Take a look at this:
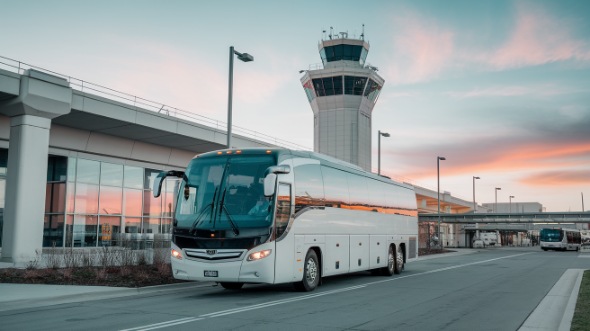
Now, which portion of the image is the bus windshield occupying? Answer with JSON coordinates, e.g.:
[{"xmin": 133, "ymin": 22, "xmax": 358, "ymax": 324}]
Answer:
[
  {"xmin": 540, "ymin": 229, "xmax": 562, "ymax": 242},
  {"xmin": 175, "ymin": 154, "xmax": 276, "ymax": 233}
]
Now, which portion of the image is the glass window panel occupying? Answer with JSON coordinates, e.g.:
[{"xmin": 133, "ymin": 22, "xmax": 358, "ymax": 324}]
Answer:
[
  {"xmin": 275, "ymin": 183, "xmax": 291, "ymax": 239},
  {"xmin": 124, "ymin": 165, "xmax": 144, "ymax": 189},
  {"xmin": 45, "ymin": 183, "xmax": 66, "ymax": 213},
  {"xmin": 43, "ymin": 215, "xmax": 64, "ymax": 247},
  {"xmin": 312, "ymin": 78, "xmax": 325, "ymax": 97},
  {"xmin": 124, "ymin": 217, "xmax": 141, "ymax": 234},
  {"xmin": 99, "ymin": 185, "xmax": 122, "ymax": 215},
  {"xmin": 347, "ymin": 173, "xmax": 369, "ymax": 210},
  {"xmin": 66, "ymin": 182, "xmax": 75, "ymax": 213},
  {"xmin": 294, "ymin": 164, "xmax": 325, "ymax": 213},
  {"xmin": 74, "ymin": 183, "xmax": 99, "ymax": 214},
  {"xmin": 144, "ymin": 168, "xmax": 162, "ymax": 190},
  {"xmin": 99, "ymin": 216, "xmax": 121, "ymax": 246},
  {"xmin": 333, "ymin": 76, "xmax": 343, "ymax": 95},
  {"xmin": 65, "ymin": 215, "xmax": 74, "ymax": 247},
  {"xmin": 124, "ymin": 188, "xmax": 143, "ymax": 216},
  {"xmin": 322, "ymin": 167, "xmax": 350, "ymax": 207},
  {"xmin": 67, "ymin": 157, "xmax": 76, "ymax": 182},
  {"xmin": 100, "ymin": 162, "xmax": 123, "ymax": 187},
  {"xmin": 161, "ymin": 218, "xmax": 172, "ymax": 234},
  {"xmin": 162, "ymin": 185, "xmax": 175, "ymax": 218},
  {"xmin": 143, "ymin": 190, "xmax": 162, "ymax": 216},
  {"xmin": 76, "ymin": 159, "xmax": 100, "ymax": 184},
  {"xmin": 73, "ymin": 215, "xmax": 98, "ymax": 247},
  {"xmin": 47, "ymin": 155, "xmax": 68, "ymax": 182},
  {"xmin": 323, "ymin": 77, "xmax": 334, "ymax": 96},
  {"xmin": 142, "ymin": 218, "xmax": 160, "ymax": 234}
]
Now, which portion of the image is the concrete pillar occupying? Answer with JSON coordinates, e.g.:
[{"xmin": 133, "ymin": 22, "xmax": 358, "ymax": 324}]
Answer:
[{"xmin": 0, "ymin": 69, "xmax": 71, "ymax": 264}]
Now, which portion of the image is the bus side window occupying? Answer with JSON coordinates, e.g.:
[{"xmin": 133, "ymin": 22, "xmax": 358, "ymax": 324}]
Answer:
[{"xmin": 275, "ymin": 183, "xmax": 292, "ymax": 239}]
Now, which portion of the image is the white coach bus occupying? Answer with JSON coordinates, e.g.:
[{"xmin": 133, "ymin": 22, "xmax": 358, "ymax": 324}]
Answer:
[{"xmin": 153, "ymin": 148, "xmax": 418, "ymax": 291}]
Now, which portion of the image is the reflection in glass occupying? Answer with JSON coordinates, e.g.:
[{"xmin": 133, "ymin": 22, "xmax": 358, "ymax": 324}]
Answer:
[
  {"xmin": 124, "ymin": 165, "xmax": 144, "ymax": 189},
  {"xmin": 124, "ymin": 217, "xmax": 141, "ymax": 234},
  {"xmin": 142, "ymin": 218, "xmax": 160, "ymax": 234},
  {"xmin": 161, "ymin": 218, "xmax": 172, "ymax": 234},
  {"xmin": 99, "ymin": 185, "xmax": 122, "ymax": 215},
  {"xmin": 66, "ymin": 182, "xmax": 75, "ymax": 213},
  {"xmin": 67, "ymin": 157, "xmax": 77, "ymax": 182},
  {"xmin": 144, "ymin": 168, "xmax": 161, "ymax": 190},
  {"xmin": 100, "ymin": 163, "xmax": 123, "ymax": 187},
  {"xmin": 73, "ymin": 215, "xmax": 98, "ymax": 247},
  {"xmin": 143, "ymin": 190, "xmax": 162, "ymax": 216},
  {"xmin": 124, "ymin": 188, "xmax": 143, "ymax": 216},
  {"xmin": 74, "ymin": 183, "xmax": 99, "ymax": 214},
  {"xmin": 99, "ymin": 216, "xmax": 121, "ymax": 246},
  {"xmin": 76, "ymin": 159, "xmax": 100, "ymax": 184},
  {"xmin": 65, "ymin": 215, "xmax": 74, "ymax": 247},
  {"xmin": 45, "ymin": 183, "xmax": 66, "ymax": 213},
  {"xmin": 43, "ymin": 215, "xmax": 64, "ymax": 247},
  {"xmin": 47, "ymin": 156, "xmax": 68, "ymax": 182}
]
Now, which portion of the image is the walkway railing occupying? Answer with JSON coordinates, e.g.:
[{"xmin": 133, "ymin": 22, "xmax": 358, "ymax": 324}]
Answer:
[{"xmin": 0, "ymin": 55, "xmax": 311, "ymax": 151}]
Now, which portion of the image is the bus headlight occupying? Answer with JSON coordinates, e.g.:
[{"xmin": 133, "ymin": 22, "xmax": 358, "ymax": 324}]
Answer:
[
  {"xmin": 247, "ymin": 249, "xmax": 272, "ymax": 261},
  {"xmin": 171, "ymin": 249, "xmax": 183, "ymax": 260}
]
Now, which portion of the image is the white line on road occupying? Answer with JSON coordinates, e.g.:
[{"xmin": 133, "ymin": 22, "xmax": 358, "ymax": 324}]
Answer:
[{"xmin": 121, "ymin": 252, "xmax": 533, "ymax": 331}]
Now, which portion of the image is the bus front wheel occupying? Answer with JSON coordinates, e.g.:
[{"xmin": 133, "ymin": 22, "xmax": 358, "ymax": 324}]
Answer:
[
  {"xmin": 381, "ymin": 245, "xmax": 395, "ymax": 276},
  {"xmin": 294, "ymin": 250, "xmax": 320, "ymax": 292}
]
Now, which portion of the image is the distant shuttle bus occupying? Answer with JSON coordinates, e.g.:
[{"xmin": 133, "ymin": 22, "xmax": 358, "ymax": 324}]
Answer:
[{"xmin": 539, "ymin": 228, "xmax": 581, "ymax": 251}]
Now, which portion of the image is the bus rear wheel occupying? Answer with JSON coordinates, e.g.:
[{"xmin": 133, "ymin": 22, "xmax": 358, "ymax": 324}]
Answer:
[
  {"xmin": 220, "ymin": 282, "xmax": 244, "ymax": 290},
  {"xmin": 294, "ymin": 250, "xmax": 320, "ymax": 292},
  {"xmin": 394, "ymin": 245, "xmax": 404, "ymax": 274}
]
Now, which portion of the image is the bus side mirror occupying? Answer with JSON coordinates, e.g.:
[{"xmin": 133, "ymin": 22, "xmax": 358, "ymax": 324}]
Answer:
[
  {"xmin": 264, "ymin": 174, "xmax": 277, "ymax": 197},
  {"xmin": 263, "ymin": 165, "xmax": 290, "ymax": 197},
  {"xmin": 153, "ymin": 170, "xmax": 185, "ymax": 198}
]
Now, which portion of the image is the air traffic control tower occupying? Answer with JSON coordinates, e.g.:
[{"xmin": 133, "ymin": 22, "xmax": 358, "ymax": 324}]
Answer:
[{"xmin": 300, "ymin": 29, "xmax": 384, "ymax": 172}]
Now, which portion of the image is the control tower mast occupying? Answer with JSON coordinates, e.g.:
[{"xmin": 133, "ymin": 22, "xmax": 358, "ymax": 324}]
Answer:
[{"xmin": 300, "ymin": 27, "xmax": 384, "ymax": 171}]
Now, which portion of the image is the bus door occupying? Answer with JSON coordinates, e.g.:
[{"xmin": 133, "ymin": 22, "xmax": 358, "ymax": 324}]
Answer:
[{"xmin": 273, "ymin": 182, "xmax": 294, "ymax": 283}]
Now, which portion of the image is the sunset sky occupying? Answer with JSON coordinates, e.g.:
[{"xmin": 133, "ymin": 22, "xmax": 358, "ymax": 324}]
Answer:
[{"xmin": 1, "ymin": 0, "xmax": 589, "ymax": 212}]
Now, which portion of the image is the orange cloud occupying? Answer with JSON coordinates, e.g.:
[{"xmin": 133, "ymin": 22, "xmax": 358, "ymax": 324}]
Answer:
[{"xmin": 519, "ymin": 170, "xmax": 590, "ymax": 186}]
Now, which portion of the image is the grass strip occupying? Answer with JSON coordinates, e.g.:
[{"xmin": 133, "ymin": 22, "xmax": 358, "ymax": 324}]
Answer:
[{"xmin": 571, "ymin": 269, "xmax": 590, "ymax": 331}]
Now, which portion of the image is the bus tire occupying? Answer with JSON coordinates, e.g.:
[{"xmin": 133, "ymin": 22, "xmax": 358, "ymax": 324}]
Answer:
[
  {"xmin": 394, "ymin": 245, "xmax": 404, "ymax": 275},
  {"xmin": 294, "ymin": 250, "xmax": 320, "ymax": 292},
  {"xmin": 380, "ymin": 245, "xmax": 395, "ymax": 276},
  {"xmin": 220, "ymin": 282, "xmax": 244, "ymax": 290}
]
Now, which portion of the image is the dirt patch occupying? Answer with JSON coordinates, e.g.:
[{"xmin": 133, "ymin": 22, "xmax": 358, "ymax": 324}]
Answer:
[{"xmin": 0, "ymin": 264, "xmax": 185, "ymax": 287}]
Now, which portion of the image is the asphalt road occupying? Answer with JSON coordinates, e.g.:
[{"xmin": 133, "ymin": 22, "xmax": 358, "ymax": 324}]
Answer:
[{"xmin": 1, "ymin": 246, "xmax": 588, "ymax": 331}]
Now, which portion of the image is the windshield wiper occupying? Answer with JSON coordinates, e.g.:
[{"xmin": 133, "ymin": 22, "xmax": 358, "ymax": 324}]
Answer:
[
  {"xmin": 217, "ymin": 187, "xmax": 240, "ymax": 236},
  {"xmin": 191, "ymin": 186, "xmax": 218, "ymax": 229}
]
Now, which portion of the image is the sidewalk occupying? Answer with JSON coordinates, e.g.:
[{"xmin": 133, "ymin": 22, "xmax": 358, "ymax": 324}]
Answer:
[{"xmin": 0, "ymin": 281, "xmax": 212, "ymax": 312}]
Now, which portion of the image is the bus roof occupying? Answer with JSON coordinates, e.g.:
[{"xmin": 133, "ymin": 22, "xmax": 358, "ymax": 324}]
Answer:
[{"xmin": 193, "ymin": 148, "xmax": 413, "ymax": 191}]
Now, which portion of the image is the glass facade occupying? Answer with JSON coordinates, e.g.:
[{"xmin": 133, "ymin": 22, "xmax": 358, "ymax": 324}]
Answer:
[
  {"xmin": 0, "ymin": 148, "xmax": 7, "ymax": 247},
  {"xmin": 320, "ymin": 44, "xmax": 367, "ymax": 65},
  {"xmin": 309, "ymin": 75, "xmax": 381, "ymax": 100},
  {"xmin": 40, "ymin": 155, "xmax": 179, "ymax": 248}
]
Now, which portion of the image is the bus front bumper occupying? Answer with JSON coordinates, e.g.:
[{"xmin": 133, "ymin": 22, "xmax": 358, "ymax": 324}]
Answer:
[{"xmin": 170, "ymin": 243, "xmax": 275, "ymax": 284}]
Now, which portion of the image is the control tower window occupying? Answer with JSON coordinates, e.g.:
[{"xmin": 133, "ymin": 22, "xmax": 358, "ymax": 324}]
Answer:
[
  {"xmin": 312, "ymin": 76, "xmax": 343, "ymax": 97},
  {"xmin": 303, "ymin": 80, "xmax": 316, "ymax": 102},
  {"xmin": 364, "ymin": 79, "xmax": 382, "ymax": 102},
  {"xmin": 344, "ymin": 76, "xmax": 367, "ymax": 95},
  {"xmin": 320, "ymin": 45, "xmax": 364, "ymax": 64}
]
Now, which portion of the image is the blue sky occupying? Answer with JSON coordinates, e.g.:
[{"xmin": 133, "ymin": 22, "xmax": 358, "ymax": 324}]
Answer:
[{"xmin": 1, "ymin": 0, "xmax": 589, "ymax": 211}]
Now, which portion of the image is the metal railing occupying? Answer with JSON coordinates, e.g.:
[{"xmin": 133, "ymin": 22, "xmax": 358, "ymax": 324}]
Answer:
[{"xmin": 0, "ymin": 55, "xmax": 311, "ymax": 151}]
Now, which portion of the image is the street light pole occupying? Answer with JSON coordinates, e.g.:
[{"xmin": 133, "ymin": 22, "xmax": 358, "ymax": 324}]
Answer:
[
  {"xmin": 473, "ymin": 176, "xmax": 480, "ymax": 212},
  {"xmin": 509, "ymin": 195, "xmax": 515, "ymax": 213},
  {"xmin": 227, "ymin": 46, "xmax": 254, "ymax": 149},
  {"xmin": 437, "ymin": 156, "xmax": 446, "ymax": 244},
  {"xmin": 495, "ymin": 187, "xmax": 501, "ymax": 213},
  {"xmin": 378, "ymin": 130, "xmax": 390, "ymax": 175}
]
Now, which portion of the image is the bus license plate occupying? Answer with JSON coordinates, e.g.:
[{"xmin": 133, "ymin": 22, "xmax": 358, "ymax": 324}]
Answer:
[{"xmin": 204, "ymin": 270, "xmax": 218, "ymax": 277}]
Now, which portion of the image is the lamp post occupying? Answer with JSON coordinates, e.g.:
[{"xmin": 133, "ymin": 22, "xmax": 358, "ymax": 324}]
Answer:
[
  {"xmin": 509, "ymin": 195, "xmax": 515, "ymax": 213},
  {"xmin": 495, "ymin": 187, "xmax": 501, "ymax": 213},
  {"xmin": 473, "ymin": 176, "xmax": 480, "ymax": 212},
  {"xmin": 227, "ymin": 46, "xmax": 254, "ymax": 148},
  {"xmin": 437, "ymin": 156, "xmax": 446, "ymax": 244},
  {"xmin": 378, "ymin": 130, "xmax": 390, "ymax": 175}
]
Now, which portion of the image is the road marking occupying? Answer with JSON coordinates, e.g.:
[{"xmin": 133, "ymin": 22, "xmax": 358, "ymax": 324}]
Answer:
[{"xmin": 120, "ymin": 252, "xmax": 532, "ymax": 331}]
